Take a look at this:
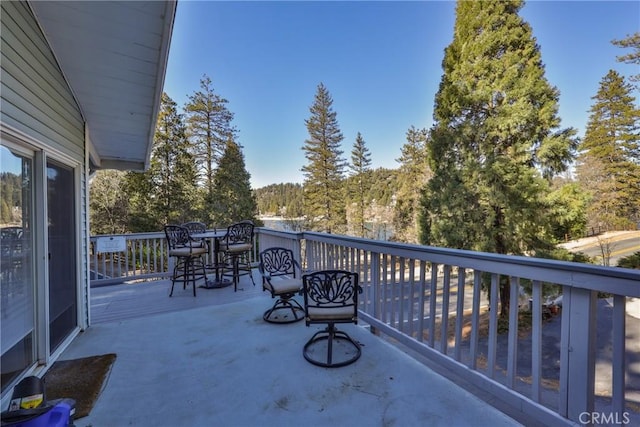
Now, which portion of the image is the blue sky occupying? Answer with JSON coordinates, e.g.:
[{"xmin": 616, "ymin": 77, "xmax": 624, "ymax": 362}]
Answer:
[{"xmin": 163, "ymin": 1, "xmax": 640, "ymax": 189}]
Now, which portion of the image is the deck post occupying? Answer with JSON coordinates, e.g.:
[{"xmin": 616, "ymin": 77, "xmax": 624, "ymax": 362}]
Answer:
[{"xmin": 559, "ymin": 286, "xmax": 597, "ymax": 421}]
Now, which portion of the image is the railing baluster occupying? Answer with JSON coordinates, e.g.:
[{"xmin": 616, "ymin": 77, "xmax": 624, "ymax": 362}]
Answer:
[
  {"xmin": 370, "ymin": 251, "xmax": 380, "ymax": 334},
  {"xmin": 146, "ymin": 238, "xmax": 151, "ymax": 274},
  {"xmin": 454, "ymin": 267, "xmax": 466, "ymax": 361},
  {"xmin": 612, "ymin": 294, "xmax": 626, "ymax": 418},
  {"xmin": 531, "ymin": 280, "xmax": 542, "ymax": 402},
  {"xmin": 399, "ymin": 257, "xmax": 406, "ymax": 333},
  {"xmin": 382, "ymin": 254, "xmax": 389, "ymax": 325},
  {"xmin": 469, "ymin": 270, "xmax": 482, "ymax": 369},
  {"xmin": 408, "ymin": 259, "xmax": 415, "ymax": 338},
  {"xmin": 488, "ymin": 273, "xmax": 499, "ymax": 379},
  {"xmin": 440, "ymin": 265, "xmax": 451, "ymax": 354},
  {"xmin": 428, "ymin": 263, "xmax": 438, "ymax": 348},
  {"xmin": 506, "ymin": 276, "xmax": 520, "ymax": 388},
  {"xmin": 417, "ymin": 260, "xmax": 426, "ymax": 343}
]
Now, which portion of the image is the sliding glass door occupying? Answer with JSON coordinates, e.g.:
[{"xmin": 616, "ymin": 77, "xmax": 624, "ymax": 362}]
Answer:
[
  {"xmin": 0, "ymin": 144, "xmax": 35, "ymax": 393},
  {"xmin": 47, "ymin": 159, "xmax": 77, "ymax": 352}
]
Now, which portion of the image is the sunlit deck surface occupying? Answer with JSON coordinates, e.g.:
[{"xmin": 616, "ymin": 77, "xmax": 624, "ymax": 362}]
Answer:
[{"xmin": 62, "ymin": 273, "xmax": 524, "ymax": 426}]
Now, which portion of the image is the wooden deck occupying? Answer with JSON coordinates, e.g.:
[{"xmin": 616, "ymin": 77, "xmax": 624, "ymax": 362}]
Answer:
[{"xmin": 89, "ymin": 271, "xmax": 269, "ymax": 324}]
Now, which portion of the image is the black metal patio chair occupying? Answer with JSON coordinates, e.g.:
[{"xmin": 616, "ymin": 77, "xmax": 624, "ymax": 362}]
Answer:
[
  {"xmin": 302, "ymin": 269, "xmax": 362, "ymax": 367},
  {"xmin": 219, "ymin": 221, "xmax": 256, "ymax": 291},
  {"xmin": 164, "ymin": 225, "xmax": 207, "ymax": 297},
  {"xmin": 258, "ymin": 247, "xmax": 304, "ymax": 324}
]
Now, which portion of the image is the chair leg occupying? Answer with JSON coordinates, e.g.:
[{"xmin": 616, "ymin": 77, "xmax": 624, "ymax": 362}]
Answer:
[
  {"xmin": 190, "ymin": 257, "xmax": 197, "ymax": 297},
  {"xmin": 263, "ymin": 297, "xmax": 305, "ymax": 323},
  {"xmin": 233, "ymin": 255, "xmax": 241, "ymax": 292},
  {"xmin": 169, "ymin": 264, "xmax": 177, "ymax": 297},
  {"xmin": 303, "ymin": 324, "xmax": 361, "ymax": 368},
  {"xmin": 169, "ymin": 257, "xmax": 185, "ymax": 297}
]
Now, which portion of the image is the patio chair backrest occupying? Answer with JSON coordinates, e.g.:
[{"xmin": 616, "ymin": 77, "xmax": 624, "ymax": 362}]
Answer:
[
  {"xmin": 259, "ymin": 247, "xmax": 300, "ymax": 279},
  {"xmin": 302, "ymin": 270, "xmax": 361, "ymax": 323},
  {"xmin": 181, "ymin": 222, "xmax": 206, "ymax": 235},
  {"xmin": 224, "ymin": 222, "xmax": 254, "ymax": 246},
  {"xmin": 164, "ymin": 225, "xmax": 191, "ymax": 249}
]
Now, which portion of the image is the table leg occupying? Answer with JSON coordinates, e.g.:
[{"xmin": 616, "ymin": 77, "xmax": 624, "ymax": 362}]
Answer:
[{"xmin": 200, "ymin": 236, "xmax": 232, "ymax": 289}]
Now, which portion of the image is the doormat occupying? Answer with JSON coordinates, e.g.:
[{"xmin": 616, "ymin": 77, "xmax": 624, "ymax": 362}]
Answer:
[{"xmin": 43, "ymin": 353, "xmax": 116, "ymax": 419}]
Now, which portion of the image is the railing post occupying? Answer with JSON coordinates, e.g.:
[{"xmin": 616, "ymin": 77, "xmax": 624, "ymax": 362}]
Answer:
[
  {"xmin": 370, "ymin": 251, "xmax": 380, "ymax": 336},
  {"xmin": 559, "ymin": 286, "xmax": 597, "ymax": 421}
]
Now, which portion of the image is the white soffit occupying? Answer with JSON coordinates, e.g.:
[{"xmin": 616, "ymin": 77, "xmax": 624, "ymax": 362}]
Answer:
[{"xmin": 30, "ymin": 1, "xmax": 176, "ymax": 171}]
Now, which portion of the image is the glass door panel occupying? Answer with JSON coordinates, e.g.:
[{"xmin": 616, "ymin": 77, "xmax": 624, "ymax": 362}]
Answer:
[
  {"xmin": 47, "ymin": 159, "xmax": 77, "ymax": 352},
  {"xmin": 0, "ymin": 144, "xmax": 35, "ymax": 393}
]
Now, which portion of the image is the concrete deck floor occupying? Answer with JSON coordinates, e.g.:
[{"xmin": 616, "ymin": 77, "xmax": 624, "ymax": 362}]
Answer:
[{"xmin": 62, "ymin": 284, "xmax": 520, "ymax": 427}]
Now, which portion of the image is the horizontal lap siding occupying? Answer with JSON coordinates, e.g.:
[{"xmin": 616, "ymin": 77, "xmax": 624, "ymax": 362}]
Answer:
[
  {"xmin": 1, "ymin": 1, "xmax": 84, "ymax": 158},
  {"xmin": 1, "ymin": 1, "xmax": 88, "ymax": 323}
]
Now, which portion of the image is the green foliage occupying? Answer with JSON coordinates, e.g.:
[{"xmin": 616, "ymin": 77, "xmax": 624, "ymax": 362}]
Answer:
[
  {"xmin": 301, "ymin": 83, "xmax": 347, "ymax": 233},
  {"xmin": 617, "ymin": 251, "xmax": 640, "ymax": 269},
  {"xmin": 125, "ymin": 93, "xmax": 200, "ymax": 232},
  {"xmin": 393, "ymin": 126, "xmax": 430, "ymax": 243},
  {"xmin": 348, "ymin": 132, "xmax": 372, "ymax": 237},
  {"xmin": 89, "ymin": 170, "xmax": 129, "ymax": 234},
  {"xmin": 613, "ymin": 32, "xmax": 640, "ymax": 84},
  {"xmin": 421, "ymin": 0, "xmax": 576, "ymax": 253},
  {"xmin": 420, "ymin": 0, "xmax": 577, "ymax": 316},
  {"xmin": 254, "ymin": 183, "xmax": 303, "ymax": 218},
  {"xmin": 546, "ymin": 180, "xmax": 590, "ymax": 241},
  {"xmin": 0, "ymin": 171, "xmax": 21, "ymax": 223},
  {"xmin": 210, "ymin": 139, "xmax": 259, "ymax": 226},
  {"xmin": 576, "ymin": 69, "xmax": 640, "ymax": 230}
]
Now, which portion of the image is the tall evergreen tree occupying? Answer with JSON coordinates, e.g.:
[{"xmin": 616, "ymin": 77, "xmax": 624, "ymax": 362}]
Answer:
[
  {"xmin": 576, "ymin": 69, "xmax": 640, "ymax": 229},
  {"xmin": 210, "ymin": 138, "xmax": 258, "ymax": 226},
  {"xmin": 393, "ymin": 126, "xmax": 430, "ymax": 243},
  {"xmin": 348, "ymin": 132, "xmax": 372, "ymax": 237},
  {"xmin": 184, "ymin": 75, "xmax": 237, "ymax": 218},
  {"xmin": 127, "ymin": 93, "xmax": 199, "ymax": 231},
  {"xmin": 301, "ymin": 83, "xmax": 347, "ymax": 233},
  {"xmin": 419, "ymin": 0, "xmax": 577, "ymax": 317}
]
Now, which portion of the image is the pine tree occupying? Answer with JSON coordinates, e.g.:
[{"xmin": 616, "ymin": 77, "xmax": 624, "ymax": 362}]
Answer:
[
  {"xmin": 301, "ymin": 83, "xmax": 347, "ymax": 233},
  {"xmin": 210, "ymin": 138, "xmax": 258, "ymax": 227},
  {"xmin": 393, "ymin": 126, "xmax": 430, "ymax": 243},
  {"xmin": 348, "ymin": 132, "xmax": 372, "ymax": 237},
  {"xmin": 184, "ymin": 75, "xmax": 237, "ymax": 218},
  {"xmin": 613, "ymin": 32, "xmax": 640, "ymax": 84},
  {"xmin": 577, "ymin": 69, "xmax": 640, "ymax": 229},
  {"xmin": 419, "ymin": 0, "xmax": 577, "ymax": 317},
  {"xmin": 127, "ymin": 93, "xmax": 199, "ymax": 231}
]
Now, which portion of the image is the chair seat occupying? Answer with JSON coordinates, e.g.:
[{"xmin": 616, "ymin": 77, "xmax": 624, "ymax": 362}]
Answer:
[
  {"xmin": 169, "ymin": 247, "xmax": 208, "ymax": 257},
  {"xmin": 264, "ymin": 277, "xmax": 302, "ymax": 295},
  {"xmin": 307, "ymin": 306, "xmax": 355, "ymax": 321},
  {"xmin": 220, "ymin": 242, "xmax": 252, "ymax": 253}
]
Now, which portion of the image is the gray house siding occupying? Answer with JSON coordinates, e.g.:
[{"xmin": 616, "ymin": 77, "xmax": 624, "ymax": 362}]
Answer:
[
  {"xmin": 1, "ymin": 1, "xmax": 85, "ymax": 159},
  {"xmin": 1, "ymin": 0, "xmax": 89, "ymax": 360}
]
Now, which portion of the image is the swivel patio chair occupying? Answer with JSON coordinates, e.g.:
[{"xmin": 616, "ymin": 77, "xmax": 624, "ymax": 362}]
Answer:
[
  {"xmin": 164, "ymin": 225, "xmax": 208, "ymax": 297},
  {"xmin": 258, "ymin": 247, "xmax": 305, "ymax": 324},
  {"xmin": 220, "ymin": 221, "xmax": 256, "ymax": 291},
  {"xmin": 302, "ymin": 270, "xmax": 363, "ymax": 367}
]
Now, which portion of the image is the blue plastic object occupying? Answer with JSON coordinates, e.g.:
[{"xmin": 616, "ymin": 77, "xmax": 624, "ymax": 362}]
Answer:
[{"xmin": 1, "ymin": 399, "xmax": 74, "ymax": 427}]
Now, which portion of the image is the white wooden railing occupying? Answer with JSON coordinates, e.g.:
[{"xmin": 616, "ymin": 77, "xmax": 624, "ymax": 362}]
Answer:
[{"xmin": 90, "ymin": 228, "xmax": 640, "ymax": 426}]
